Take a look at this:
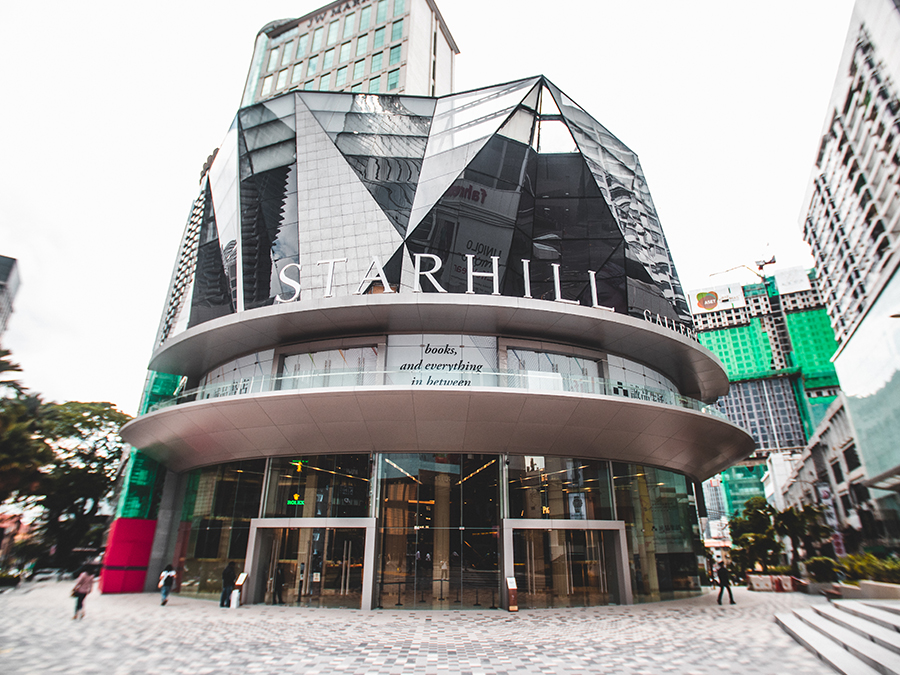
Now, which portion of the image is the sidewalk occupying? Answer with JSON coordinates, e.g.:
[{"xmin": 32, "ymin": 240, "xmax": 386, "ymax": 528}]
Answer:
[{"xmin": 0, "ymin": 581, "xmax": 832, "ymax": 674}]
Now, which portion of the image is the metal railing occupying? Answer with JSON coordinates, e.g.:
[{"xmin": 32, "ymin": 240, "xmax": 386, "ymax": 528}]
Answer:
[{"xmin": 148, "ymin": 369, "xmax": 727, "ymax": 420}]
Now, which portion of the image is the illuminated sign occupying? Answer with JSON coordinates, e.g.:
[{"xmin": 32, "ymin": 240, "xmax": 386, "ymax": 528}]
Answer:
[{"xmin": 287, "ymin": 493, "xmax": 306, "ymax": 506}]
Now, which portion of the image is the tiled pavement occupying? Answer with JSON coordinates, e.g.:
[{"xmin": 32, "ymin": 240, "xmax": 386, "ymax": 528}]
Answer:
[{"xmin": 0, "ymin": 581, "xmax": 833, "ymax": 674}]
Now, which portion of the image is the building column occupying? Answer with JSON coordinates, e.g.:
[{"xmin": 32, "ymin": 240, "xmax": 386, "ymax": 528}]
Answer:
[{"xmin": 142, "ymin": 470, "xmax": 187, "ymax": 592}]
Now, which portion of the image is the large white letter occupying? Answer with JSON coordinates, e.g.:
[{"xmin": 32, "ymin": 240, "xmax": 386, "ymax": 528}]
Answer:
[
  {"xmin": 274, "ymin": 263, "xmax": 302, "ymax": 303},
  {"xmin": 354, "ymin": 257, "xmax": 394, "ymax": 294},
  {"xmin": 465, "ymin": 255, "xmax": 500, "ymax": 295},
  {"xmin": 413, "ymin": 254, "xmax": 447, "ymax": 293},
  {"xmin": 551, "ymin": 263, "xmax": 578, "ymax": 305},
  {"xmin": 521, "ymin": 259, "xmax": 532, "ymax": 298},
  {"xmin": 316, "ymin": 258, "xmax": 348, "ymax": 298}
]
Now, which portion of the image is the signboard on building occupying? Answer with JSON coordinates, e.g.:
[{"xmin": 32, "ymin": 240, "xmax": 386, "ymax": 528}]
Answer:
[
  {"xmin": 688, "ymin": 283, "xmax": 746, "ymax": 315},
  {"xmin": 773, "ymin": 267, "xmax": 812, "ymax": 295}
]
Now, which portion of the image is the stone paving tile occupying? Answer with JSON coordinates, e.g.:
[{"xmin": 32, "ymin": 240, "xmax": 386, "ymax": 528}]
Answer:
[{"xmin": 0, "ymin": 582, "xmax": 833, "ymax": 674}]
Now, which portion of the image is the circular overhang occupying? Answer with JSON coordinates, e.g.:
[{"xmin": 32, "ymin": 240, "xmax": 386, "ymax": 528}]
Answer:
[
  {"xmin": 121, "ymin": 386, "xmax": 754, "ymax": 481},
  {"xmin": 150, "ymin": 294, "xmax": 728, "ymax": 402}
]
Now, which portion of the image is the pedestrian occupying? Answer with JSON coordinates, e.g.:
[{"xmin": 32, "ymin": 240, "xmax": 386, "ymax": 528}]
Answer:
[
  {"xmin": 71, "ymin": 567, "xmax": 94, "ymax": 620},
  {"xmin": 220, "ymin": 561, "xmax": 236, "ymax": 608},
  {"xmin": 158, "ymin": 564, "xmax": 176, "ymax": 605},
  {"xmin": 717, "ymin": 561, "xmax": 735, "ymax": 605},
  {"xmin": 273, "ymin": 565, "xmax": 285, "ymax": 605}
]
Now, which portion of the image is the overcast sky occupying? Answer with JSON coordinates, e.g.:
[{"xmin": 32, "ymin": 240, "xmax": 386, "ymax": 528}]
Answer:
[{"xmin": 0, "ymin": 0, "xmax": 855, "ymax": 416}]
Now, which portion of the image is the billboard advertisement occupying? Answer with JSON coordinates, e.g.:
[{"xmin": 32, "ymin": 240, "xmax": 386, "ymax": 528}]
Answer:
[{"xmin": 688, "ymin": 283, "xmax": 746, "ymax": 315}]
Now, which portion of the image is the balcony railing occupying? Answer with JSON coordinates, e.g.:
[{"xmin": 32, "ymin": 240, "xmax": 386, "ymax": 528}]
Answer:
[{"xmin": 147, "ymin": 369, "xmax": 728, "ymax": 420}]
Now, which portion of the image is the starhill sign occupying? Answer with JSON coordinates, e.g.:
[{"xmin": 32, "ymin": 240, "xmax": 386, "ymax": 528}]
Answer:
[{"xmin": 274, "ymin": 254, "xmax": 697, "ymax": 341}]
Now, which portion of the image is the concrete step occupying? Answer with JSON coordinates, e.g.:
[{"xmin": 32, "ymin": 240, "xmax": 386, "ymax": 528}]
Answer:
[
  {"xmin": 863, "ymin": 601, "xmax": 900, "ymax": 619},
  {"xmin": 835, "ymin": 600, "xmax": 900, "ymax": 633},
  {"xmin": 793, "ymin": 607, "xmax": 900, "ymax": 675},
  {"xmin": 813, "ymin": 603, "xmax": 900, "ymax": 654},
  {"xmin": 775, "ymin": 612, "xmax": 880, "ymax": 675}
]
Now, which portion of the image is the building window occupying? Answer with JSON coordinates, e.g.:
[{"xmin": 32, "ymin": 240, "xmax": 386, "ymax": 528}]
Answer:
[
  {"xmin": 394, "ymin": 0, "xmax": 405, "ymax": 15},
  {"xmin": 831, "ymin": 461, "xmax": 844, "ymax": 484},
  {"xmin": 291, "ymin": 63, "xmax": 304, "ymax": 84},
  {"xmin": 389, "ymin": 44, "xmax": 401, "ymax": 65},
  {"xmin": 371, "ymin": 52, "xmax": 383, "ymax": 72},
  {"xmin": 391, "ymin": 19, "xmax": 403, "ymax": 42},
  {"xmin": 296, "ymin": 33, "xmax": 309, "ymax": 58},
  {"xmin": 312, "ymin": 26, "xmax": 324, "ymax": 51},
  {"xmin": 844, "ymin": 444, "xmax": 861, "ymax": 471},
  {"xmin": 335, "ymin": 66, "xmax": 348, "ymax": 88},
  {"xmin": 387, "ymin": 68, "xmax": 399, "ymax": 91},
  {"xmin": 304, "ymin": 80, "xmax": 315, "ymax": 91},
  {"xmin": 327, "ymin": 20, "xmax": 339, "ymax": 46},
  {"xmin": 369, "ymin": 75, "xmax": 381, "ymax": 93},
  {"xmin": 373, "ymin": 26, "xmax": 385, "ymax": 49},
  {"xmin": 323, "ymin": 48, "xmax": 335, "ymax": 70},
  {"xmin": 319, "ymin": 74, "xmax": 331, "ymax": 91},
  {"xmin": 308, "ymin": 55, "xmax": 318, "ymax": 74},
  {"xmin": 267, "ymin": 49, "xmax": 280, "ymax": 71},
  {"xmin": 356, "ymin": 34, "xmax": 369, "ymax": 57},
  {"xmin": 276, "ymin": 69, "xmax": 289, "ymax": 90},
  {"xmin": 281, "ymin": 42, "xmax": 294, "ymax": 67},
  {"xmin": 353, "ymin": 59, "xmax": 365, "ymax": 80},
  {"xmin": 343, "ymin": 13, "xmax": 355, "ymax": 38},
  {"xmin": 261, "ymin": 75, "xmax": 274, "ymax": 96},
  {"xmin": 351, "ymin": 82, "xmax": 363, "ymax": 93},
  {"xmin": 359, "ymin": 6, "xmax": 372, "ymax": 31},
  {"xmin": 339, "ymin": 41, "xmax": 351, "ymax": 63},
  {"xmin": 376, "ymin": 0, "xmax": 388, "ymax": 24}
]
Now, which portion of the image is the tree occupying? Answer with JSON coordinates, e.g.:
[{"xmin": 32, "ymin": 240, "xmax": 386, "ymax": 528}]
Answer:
[
  {"xmin": 729, "ymin": 496, "xmax": 782, "ymax": 574},
  {"xmin": 774, "ymin": 504, "xmax": 831, "ymax": 574},
  {"xmin": 32, "ymin": 402, "xmax": 131, "ymax": 569},
  {"xmin": 0, "ymin": 396, "xmax": 53, "ymax": 503}
]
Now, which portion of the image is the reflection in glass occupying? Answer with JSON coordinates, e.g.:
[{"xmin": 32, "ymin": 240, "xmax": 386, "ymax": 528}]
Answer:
[
  {"xmin": 508, "ymin": 456, "xmax": 613, "ymax": 519},
  {"xmin": 376, "ymin": 453, "xmax": 500, "ymax": 609},
  {"xmin": 263, "ymin": 455, "xmax": 370, "ymax": 518}
]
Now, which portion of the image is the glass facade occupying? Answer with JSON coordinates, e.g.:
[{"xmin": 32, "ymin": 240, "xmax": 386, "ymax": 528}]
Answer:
[{"xmin": 155, "ymin": 78, "xmax": 694, "ymax": 351}]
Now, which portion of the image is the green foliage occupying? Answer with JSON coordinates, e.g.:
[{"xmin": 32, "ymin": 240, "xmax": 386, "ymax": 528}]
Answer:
[
  {"xmin": 840, "ymin": 553, "xmax": 900, "ymax": 584},
  {"xmin": 729, "ymin": 496, "xmax": 781, "ymax": 573},
  {"xmin": 768, "ymin": 565, "xmax": 791, "ymax": 575},
  {"xmin": 807, "ymin": 556, "xmax": 838, "ymax": 582},
  {"xmin": 774, "ymin": 504, "xmax": 831, "ymax": 575},
  {"xmin": 0, "ymin": 395, "xmax": 53, "ymax": 502}
]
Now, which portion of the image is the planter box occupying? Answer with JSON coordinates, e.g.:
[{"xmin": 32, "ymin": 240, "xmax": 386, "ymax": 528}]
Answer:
[
  {"xmin": 747, "ymin": 575, "xmax": 795, "ymax": 592},
  {"xmin": 858, "ymin": 580, "xmax": 900, "ymax": 599}
]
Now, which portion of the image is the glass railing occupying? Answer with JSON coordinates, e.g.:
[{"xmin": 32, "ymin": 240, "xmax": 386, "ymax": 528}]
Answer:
[{"xmin": 148, "ymin": 369, "xmax": 728, "ymax": 420}]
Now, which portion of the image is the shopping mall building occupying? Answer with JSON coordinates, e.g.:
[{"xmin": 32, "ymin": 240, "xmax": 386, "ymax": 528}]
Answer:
[{"xmin": 103, "ymin": 16, "xmax": 753, "ymax": 609}]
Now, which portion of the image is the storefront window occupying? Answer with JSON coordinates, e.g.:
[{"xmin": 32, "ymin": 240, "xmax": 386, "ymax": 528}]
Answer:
[
  {"xmin": 177, "ymin": 459, "xmax": 266, "ymax": 598},
  {"xmin": 508, "ymin": 456, "xmax": 613, "ymax": 520},
  {"xmin": 262, "ymin": 455, "xmax": 371, "ymax": 518},
  {"xmin": 612, "ymin": 463, "xmax": 702, "ymax": 602},
  {"xmin": 376, "ymin": 453, "xmax": 500, "ymax": 608}
]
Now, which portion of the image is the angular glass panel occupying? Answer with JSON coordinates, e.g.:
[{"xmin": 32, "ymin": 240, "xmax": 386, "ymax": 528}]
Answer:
[
  {"xmin": 189, "ymin": 180, "xmax": 236, "ymax": 328},
  {"xmin": 209, "ymin": 120, "xmax": 241, "ymax": 311},
  {"xmin": 536, "ymin": 119, "xmax": 578, "ymax": 153},
  {"xmin": 497, "ymin": 108, "xmax": 535, "ymax": 145},
  {"xmin": 539, "ymin": 85, "xmax": 561, "ymax": 115},
  {"xmin": 521, "ymin": 82, "xmax": 540, "ymax": 111}
]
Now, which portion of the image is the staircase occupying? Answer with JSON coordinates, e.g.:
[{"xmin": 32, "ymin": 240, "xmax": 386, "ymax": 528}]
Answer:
[{"xmin": 776, "ymin": 600, "xmax": 900, "ymax": 674}]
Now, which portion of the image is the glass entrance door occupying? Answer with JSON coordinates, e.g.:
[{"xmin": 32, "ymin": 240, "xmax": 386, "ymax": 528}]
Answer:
[
  {"xmin": 513, "ymin": 529, "xmax": 619, "ymax": 608},
  {"xmin": 263, "ymin": 527, "xmax": 365, "ymax": 608}
]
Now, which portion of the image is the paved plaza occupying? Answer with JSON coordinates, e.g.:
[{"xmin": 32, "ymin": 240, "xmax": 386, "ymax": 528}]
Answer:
[{"xmin": 0, "ymin": 581, "xmax": 833, "ymax": 674}]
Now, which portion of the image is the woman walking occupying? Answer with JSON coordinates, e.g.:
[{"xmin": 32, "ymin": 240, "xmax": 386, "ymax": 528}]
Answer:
[
  {"xmin": 71, "ymin": 568, "xmax": 94, "ymax": 619},
  {"xmin": 158, "ymin": 564, "xmax": 176, "ymax": 605}
]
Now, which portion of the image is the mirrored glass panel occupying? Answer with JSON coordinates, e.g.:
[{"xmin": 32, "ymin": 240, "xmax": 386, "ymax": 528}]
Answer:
[
  {"xmin": 263, "ymin": 455, "xmax": 371, "ymax": 518},
  {"xmin": 508, "ymin": 456, "xmax": 613, "ymax": 520}
]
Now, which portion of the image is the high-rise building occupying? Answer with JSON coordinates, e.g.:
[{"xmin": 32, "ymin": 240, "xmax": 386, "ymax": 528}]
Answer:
[
  {"xmin": 798, "ymin": 0, "xmax": 900, "ymax": 546},
  {"xmin": 690, "ymin": 268, "xmax": 841, "ymax": 519},
  {"xmin": 0, "ymin": 255, "xmax": 19, "ymax": 339},
  {"xmin": 242, "ymin": 0, "xmax": 457, "ymax": 106}
]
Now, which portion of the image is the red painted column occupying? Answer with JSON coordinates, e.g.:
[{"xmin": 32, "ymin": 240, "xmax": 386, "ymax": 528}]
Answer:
[{"xmin": 100, "ymin": 518, "xmax": 157, "ymax": 593}]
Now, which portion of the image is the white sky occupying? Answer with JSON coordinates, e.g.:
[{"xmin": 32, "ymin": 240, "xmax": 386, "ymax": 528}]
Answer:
[{"xmin": 0, "ymin": 0, "xmax": 855, "ymax": 416}]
